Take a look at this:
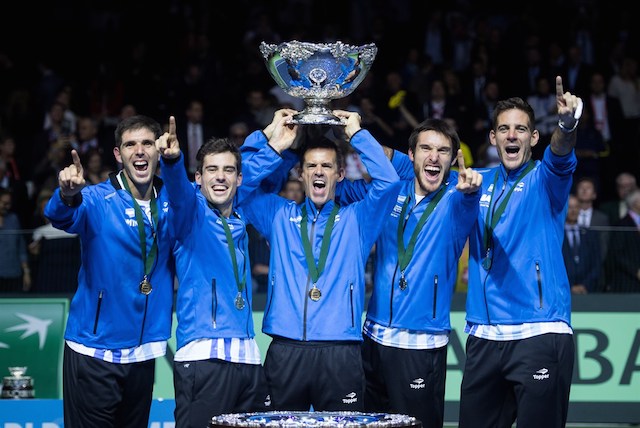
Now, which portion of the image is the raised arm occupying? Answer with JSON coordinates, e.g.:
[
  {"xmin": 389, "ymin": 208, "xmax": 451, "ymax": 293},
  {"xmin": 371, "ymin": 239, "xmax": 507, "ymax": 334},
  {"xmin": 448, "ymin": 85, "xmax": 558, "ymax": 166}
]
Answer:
[
  {"xmin": 333, "ymin": 109, "xmax": 401, "ymax": 249},
  {"xmin": 157, "ymin": 116, "xmax": 198, "ymax": 237},
  {"xmin": 236, "ymin": 113, "xmax": 298, "ymax": 202}
]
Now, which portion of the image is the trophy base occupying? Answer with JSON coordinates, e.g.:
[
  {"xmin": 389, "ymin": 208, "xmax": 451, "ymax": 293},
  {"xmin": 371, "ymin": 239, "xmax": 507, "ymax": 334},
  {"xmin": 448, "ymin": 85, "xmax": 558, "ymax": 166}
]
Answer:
[
  {"xmin": 291, "ymin": 112, "xmax": 345, "ymax": 126},
  {"xmin": 210, "ymin": 411, "xmax": 421, "ymax": 428}
]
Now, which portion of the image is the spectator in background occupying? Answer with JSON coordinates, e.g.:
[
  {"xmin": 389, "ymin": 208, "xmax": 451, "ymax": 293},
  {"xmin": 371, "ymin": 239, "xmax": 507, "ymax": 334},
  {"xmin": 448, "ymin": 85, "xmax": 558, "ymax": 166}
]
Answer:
[
  {"xmin": 575, "ymin": 176, "xmax": 610, "ymax": 263},
  {"xmin": 228, "ymin": 121, "xmax": 249, "ymax": 148},
  {"xmin": 82, "ymin": 148, "xmax": 111, "ymax": 185},
  {"xmin": 42, "ymin": 87, "xmax": 77, "ymax": 137},
  {"xmin": 599, "ymin": 172, "xmax": 638, "ymax": 225},
  {"xmin": 73, "ymin": 116, "xmax": 105, "ymax": 158},
  {"xmin": 278, "ymin": 177, "xmax": 304, "ymax": 204},
  {"xmin": 32, "ymin": 138, "xmax": 73, "ymax": 198},
  {"xmin": 562, "ymin": 194, "xmax": 603, "ymax": 294},
  {"xmin": 28, "ymin": 189, "xmax": 80, "ymax": 293},
  {"xmin": 177, "ymin": 99, "xmax": 216, "ymax": 180},
  {"xmin": 0, "ymin": 187, "xmax": 30, "ymax": 293},
  {"xmin": 33, "ymin": 101, "xmax": 75, "ymax": 165},
  {"xmin": 573, "ymin": 108, "xmax": 607, "ymax": 190},
  {"xmin": 527, "ymin": 76, "xmax": 557, "ymax": 159},
  {"xmin": 604, "ymin": 189, "xmax": 640, "ymax": 292},
  {"xmin": 0, "ymin": 134, "xmax": 32, "ymax": 227},
  {"xmin": 584, "ymin": 71, "xmax": 625, "ymax": 201},
  {"xmin": 607, "ymin": 56, "xmax": 640, "ymax": 173},
  {"xmin": 235, "ymin": 88, "xmax": 278, "ymax": 132}
]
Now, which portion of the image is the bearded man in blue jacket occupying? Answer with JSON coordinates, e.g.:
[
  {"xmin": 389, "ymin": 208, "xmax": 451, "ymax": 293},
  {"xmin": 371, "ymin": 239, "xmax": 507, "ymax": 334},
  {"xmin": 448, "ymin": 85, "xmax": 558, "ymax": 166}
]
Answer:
[{"xmin": 338, "ymin": 118, "xmax": 482, "ymax": 428}]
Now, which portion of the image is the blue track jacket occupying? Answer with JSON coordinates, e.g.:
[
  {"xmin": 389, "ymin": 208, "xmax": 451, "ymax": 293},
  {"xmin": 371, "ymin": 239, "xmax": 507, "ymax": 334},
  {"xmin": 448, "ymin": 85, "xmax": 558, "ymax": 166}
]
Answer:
[
  {"xmin": 240, "ymin": 129, "xmax": 401, "ymax": 341},
  {"xmin": 161, "ymin": 155, "xmax": 255, "ymax": 351},
  {"xmin": 44, "ymin": 174, "xmax": 175, "ymax": 349},
  {"xmin": 466, "ymin": 146, "xmax": 577, "ymax": 325},
  {"xmin": 340, "ymin": 150, "xmax": 479, "ymax": 333}
]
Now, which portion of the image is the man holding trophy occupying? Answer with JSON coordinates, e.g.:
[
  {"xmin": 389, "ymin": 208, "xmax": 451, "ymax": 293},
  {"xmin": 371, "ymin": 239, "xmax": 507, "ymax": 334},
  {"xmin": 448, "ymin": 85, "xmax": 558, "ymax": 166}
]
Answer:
[{"xmin": 232, "ymin": 39, "xmax": 401, "ymax": 412}]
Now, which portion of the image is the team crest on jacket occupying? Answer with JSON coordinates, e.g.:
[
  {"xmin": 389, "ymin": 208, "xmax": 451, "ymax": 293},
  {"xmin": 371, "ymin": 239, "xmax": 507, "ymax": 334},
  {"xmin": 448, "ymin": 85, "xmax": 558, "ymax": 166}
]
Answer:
[
  {"xmin": 125, "ymin": 207, "xmax": 137, "ymax": 227},
  {"xmin": 391, "ymin": 195, "xmax": 407, "ymax": 218}
]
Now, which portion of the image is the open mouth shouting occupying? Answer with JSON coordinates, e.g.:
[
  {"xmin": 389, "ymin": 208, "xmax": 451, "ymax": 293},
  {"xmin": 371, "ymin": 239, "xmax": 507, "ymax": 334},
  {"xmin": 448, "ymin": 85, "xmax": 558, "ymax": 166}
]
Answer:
[
  {"xmin": 503, "ymin": 145, "xmax": 520, "ymax": 160},
  {"xmin": 311, "ymin": 179, "xmax": 327, "ymax": 196},
  {"xmin": 423, "ymin": 165, "xmax": 441, "ymax": 183},
  {"xmin": 133, "ymin": 160, "xmax": 149, "ymax": 173}
]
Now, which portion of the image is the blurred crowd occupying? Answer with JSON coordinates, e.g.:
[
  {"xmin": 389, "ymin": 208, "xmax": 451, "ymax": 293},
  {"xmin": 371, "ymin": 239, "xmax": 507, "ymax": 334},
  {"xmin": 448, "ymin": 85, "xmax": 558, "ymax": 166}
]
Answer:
[{"xmin": 1, "ymin": 0, "xmax": 639, "ymax": 293}]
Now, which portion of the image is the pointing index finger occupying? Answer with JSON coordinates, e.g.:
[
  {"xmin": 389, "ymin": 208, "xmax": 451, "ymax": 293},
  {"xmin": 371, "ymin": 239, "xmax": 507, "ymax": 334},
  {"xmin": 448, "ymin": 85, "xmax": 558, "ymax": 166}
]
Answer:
[
  {"xmin": 555, "ymin": 76, "xmax": 565, "ymax": 100},
  {"xmin": 71, "ymin": 149, "xmax": 82, "ymax": 172},
  {"xmin": 168, "ymin": 116, "xmax": 176, "ymax": 136},
  {"xmin": 456, "ymin": 149, "xmax": 465, "ymax": 171}
]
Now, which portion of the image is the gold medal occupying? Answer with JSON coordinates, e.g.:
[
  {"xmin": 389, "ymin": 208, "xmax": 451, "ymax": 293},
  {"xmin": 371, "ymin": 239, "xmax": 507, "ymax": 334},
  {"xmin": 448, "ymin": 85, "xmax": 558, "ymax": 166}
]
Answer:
[
  {"xmin": 139, "ymin": 277, "xmax": 152, "ymax": 295},
  {"xmin": 399, "ymin": 271, "xmax": 408, "ymax": 290},
  {"xmin": 235, "ymin": 294, "xmax": 245, "ymax": 310},
  {"xmin": 309, "ymin": 285, "xmax": 321, "ymax": 301}
]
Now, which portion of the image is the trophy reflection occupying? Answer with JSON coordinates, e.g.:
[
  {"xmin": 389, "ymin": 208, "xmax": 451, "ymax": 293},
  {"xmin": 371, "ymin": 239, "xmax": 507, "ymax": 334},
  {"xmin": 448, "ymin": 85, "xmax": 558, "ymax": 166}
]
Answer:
[{"xmin": 260, "ymin": 40, "xmax": 378, "ymax": 125}]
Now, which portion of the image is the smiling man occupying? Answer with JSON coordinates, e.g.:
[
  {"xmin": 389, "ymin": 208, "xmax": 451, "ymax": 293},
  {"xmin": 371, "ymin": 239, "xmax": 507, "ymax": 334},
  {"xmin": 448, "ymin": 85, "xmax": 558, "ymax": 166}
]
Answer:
[
  {"xmin": 156, "ymin": 116, "xmax": 283, "ymax": 428},
  {"xmin": 239, "ymin": 109, "xmax": 401, "ymax": 412},
  {"xmin": 44, "ymin": 115, "xmax": 175, "ymax": 428},
  {"xmin": 459, "ymin": 76, "xmax": 583, "ymax": 428}
]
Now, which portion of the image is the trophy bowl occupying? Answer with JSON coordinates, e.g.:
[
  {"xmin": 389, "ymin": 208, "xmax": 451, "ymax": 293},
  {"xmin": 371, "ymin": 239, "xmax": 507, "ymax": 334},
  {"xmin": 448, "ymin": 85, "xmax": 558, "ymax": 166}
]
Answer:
[
  {"xmin": 260, "ymin": 40, "xmax": 378, "ymax": 125},
  {"xmin": 2, "ymin": 366, "xmax": 35, "ymax": 399}
]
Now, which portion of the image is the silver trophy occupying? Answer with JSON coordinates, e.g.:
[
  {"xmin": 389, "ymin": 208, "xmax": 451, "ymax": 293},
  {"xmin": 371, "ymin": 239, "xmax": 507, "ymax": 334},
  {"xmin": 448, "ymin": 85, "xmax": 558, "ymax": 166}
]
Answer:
[
  {"xmin": 1, "ymin": 366, "xmax": 35, "ymax": 399},
  {"xmin": 260, "ymin": 40, "xmax": 378, "ymax": 125}
]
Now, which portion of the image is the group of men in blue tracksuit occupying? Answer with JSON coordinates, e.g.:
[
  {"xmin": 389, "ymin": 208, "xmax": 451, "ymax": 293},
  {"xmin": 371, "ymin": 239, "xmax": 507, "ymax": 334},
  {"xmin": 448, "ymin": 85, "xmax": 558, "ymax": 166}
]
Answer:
[{"xmin": 45, "ymin": 75, "xmax": 583, "ymax": 428}]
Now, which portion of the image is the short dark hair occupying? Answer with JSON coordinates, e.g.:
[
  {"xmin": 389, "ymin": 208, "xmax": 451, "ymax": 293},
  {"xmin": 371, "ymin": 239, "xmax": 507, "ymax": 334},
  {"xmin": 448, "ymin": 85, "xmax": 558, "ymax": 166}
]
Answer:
[
  {"xmin": 114, "ymin": 115, "xmax": 162, "ymax": 148},
  {"xmin": 196, "ymin": 137, "xmax": 242, "ymax": 174},
  {"xmin": 301, "ymin": 136, "xmax": 345, "ymax": 170},
  {"xmin": 491, "ymin": 97, "xmax": 536, "ymax": 131},
  {"xmin": 408, "ymin": 118, "xmax": 460, "ymax": 155}
]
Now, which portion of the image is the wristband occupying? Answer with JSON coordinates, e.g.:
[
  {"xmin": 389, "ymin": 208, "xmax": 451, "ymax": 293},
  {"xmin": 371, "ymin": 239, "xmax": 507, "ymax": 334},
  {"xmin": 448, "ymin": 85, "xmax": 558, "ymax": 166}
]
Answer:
[
  {"xmin": 558, "ymin": 98, "xmax": 583, "ymax": 133},
  {"xmin": 558, "ymin": 119, "xmax": 579, "ymax": 133}
]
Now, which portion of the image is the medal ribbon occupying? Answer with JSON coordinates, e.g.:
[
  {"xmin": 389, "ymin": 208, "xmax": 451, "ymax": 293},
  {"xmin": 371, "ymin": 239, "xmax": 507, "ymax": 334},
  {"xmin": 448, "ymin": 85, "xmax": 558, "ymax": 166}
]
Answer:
[
  {"xmin": 482, "ymin": 160, "xmax": 535, "ymax": 252},
  {"xmin": 397, "ymin": 185, "xmax": 446, "ymax": 273},
  {"xmin": 219, "ymin": 213, "xmax": 247, "ymax": 296},
  {"xmin": 301, "ymin": 203, "xmax": 339, "ymax": 284},
  {"xmin": 121, "ymin": 172, "xmax": 158, "ymax": 281}
]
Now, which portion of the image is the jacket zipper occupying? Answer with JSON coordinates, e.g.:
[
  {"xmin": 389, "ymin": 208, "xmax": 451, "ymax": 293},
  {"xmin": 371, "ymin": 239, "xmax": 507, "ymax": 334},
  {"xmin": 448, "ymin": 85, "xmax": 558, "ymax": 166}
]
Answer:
[
  {"xmin": 212, "ymin": 278, "xmax": 217, "ymax": 328},
  {"xmin": 92, "ymin": 290, "xmax": 103, "ymax": 334},
  {"xmin": 432, "ymin": 275, "xmax": 438, "ymax": 319},
  {"xmin": 349, "ymin": 282, "xmax": 355, "ymax": 327},
  {"xmin": 535, "ymin": 262, "xmax": 543, "ymax": 309},
  {"xmin": 389, "ymin": 268, "xmax": 398, "ymax": 326},
  {"xmin": 139, "ymin": 294, "xmax": 149, "ymax": 346}
]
